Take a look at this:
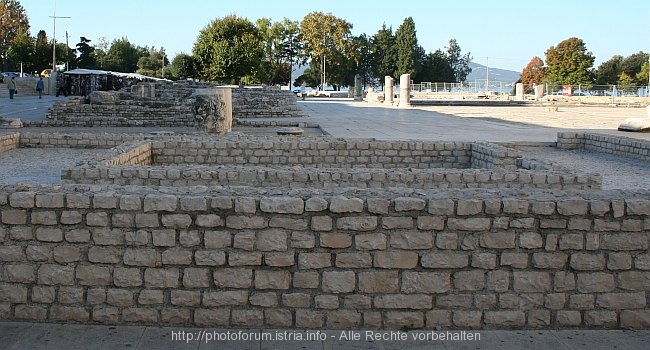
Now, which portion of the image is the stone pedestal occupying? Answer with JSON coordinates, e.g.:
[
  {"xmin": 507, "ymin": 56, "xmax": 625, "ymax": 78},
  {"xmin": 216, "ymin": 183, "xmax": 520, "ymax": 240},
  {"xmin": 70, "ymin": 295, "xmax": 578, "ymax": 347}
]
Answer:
[
  {"xmin": 515, "ymin": 83, "xmax": 524, "ymax": 101},
  {"xmin": 191, "ymin": 88, "xmax": 233, "ymax": 134},
  {"xmin": 354, "ymin": 74, "xmax": 363, "ymax": 101},
  {"xmin": 399, "ymin": 74, "xmax": 411, "ymax": 108},
  {"xmin": 384, "ymin": 76, "xmax": 394, "ymax": 104}
]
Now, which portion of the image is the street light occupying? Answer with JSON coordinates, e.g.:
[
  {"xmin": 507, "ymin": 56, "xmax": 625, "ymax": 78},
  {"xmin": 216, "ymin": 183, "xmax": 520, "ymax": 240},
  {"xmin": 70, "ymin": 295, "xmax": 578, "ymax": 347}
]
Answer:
[{"xmin": 50, "ymin": 1, "xmax": 71, "ymax": 73}]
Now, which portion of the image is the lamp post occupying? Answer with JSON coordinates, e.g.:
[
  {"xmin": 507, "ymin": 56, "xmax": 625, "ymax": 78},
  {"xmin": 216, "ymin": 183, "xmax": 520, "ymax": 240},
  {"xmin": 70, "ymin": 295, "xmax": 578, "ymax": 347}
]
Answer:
[{"xmin": 50, "ymin": 1, "xmax": 71, "ymax": 73}]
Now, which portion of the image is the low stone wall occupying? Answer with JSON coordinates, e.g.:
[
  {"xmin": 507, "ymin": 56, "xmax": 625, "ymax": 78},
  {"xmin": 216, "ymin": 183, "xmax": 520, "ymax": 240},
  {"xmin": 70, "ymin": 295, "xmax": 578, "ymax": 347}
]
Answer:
[
  {"xmin": 0, "ymin": 133, "xmax": 20, "ymax": 153},
  {"xmin": 558, "ymin": 132, "xmax": 650, "ymax": 162},
  {"xmin": 61, "ymin": 164, "xmax": 598, "ymax": 190},
  {"xmin": 471, "ymin": 143, "xmax": 521, "ymax": 170},
  {"xmin": 0, "ymin": 186, "xmax": 648, "ymax": 329},
  {"xmin": 151, "ymin": 138, "xmax": 473, "ymax": 169},
  {"xmin": 19, "ymin": 132, "xmax": 144, "ymax": 149},
  {"xmin": 232, "ymin": 88, "xmax": 308, "ymax": 118}
]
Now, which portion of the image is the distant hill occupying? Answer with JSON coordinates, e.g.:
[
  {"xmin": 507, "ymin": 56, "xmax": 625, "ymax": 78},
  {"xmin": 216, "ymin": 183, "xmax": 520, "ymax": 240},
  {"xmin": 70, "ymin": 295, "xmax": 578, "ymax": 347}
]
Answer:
[{"xmin": 466, "ymin": 62, "xmax": 520, "ymax": 83}]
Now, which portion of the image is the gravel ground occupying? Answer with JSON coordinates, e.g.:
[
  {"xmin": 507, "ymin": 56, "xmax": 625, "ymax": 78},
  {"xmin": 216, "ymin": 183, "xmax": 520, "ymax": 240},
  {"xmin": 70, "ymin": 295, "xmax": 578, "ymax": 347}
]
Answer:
[
  {"xmin": 518, "ymin": 146, "xmax": 650, "ymax": 190},
  {"xmin": 0, "ymin": 148, "xmax": 104, "ymax": 184}
]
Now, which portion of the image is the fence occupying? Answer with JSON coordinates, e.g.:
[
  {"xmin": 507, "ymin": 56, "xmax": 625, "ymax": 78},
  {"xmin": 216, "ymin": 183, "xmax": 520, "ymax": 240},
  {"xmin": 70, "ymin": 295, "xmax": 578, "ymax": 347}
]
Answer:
[{"xmin": 409, "ymin": 82, "xmax": 650, "ymax": 97}]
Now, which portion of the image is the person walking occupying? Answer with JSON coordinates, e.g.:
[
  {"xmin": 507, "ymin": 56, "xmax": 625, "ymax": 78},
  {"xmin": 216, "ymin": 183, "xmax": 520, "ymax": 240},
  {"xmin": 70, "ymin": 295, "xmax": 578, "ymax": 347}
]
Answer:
[
  {"xmin": 7, "ymin": 77, "xmax": 16, "ymax": 100},
  {"xmin": 35, "ymin": 77, "xmax": 45, "ymax": 99}
]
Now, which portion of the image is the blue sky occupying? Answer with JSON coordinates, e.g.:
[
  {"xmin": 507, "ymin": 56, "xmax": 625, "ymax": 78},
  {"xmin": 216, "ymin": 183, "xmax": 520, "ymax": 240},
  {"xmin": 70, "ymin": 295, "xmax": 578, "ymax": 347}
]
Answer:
[{"xmin": 19, "ymin": 0, "xmax": 650, "ymax": 72}]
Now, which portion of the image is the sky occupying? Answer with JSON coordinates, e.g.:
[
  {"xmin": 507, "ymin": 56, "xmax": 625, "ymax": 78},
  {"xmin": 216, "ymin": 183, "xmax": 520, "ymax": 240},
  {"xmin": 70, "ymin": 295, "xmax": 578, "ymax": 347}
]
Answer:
[{"xmin": 18, "ymin": 0, "xmax": 650, "ymax": 72}]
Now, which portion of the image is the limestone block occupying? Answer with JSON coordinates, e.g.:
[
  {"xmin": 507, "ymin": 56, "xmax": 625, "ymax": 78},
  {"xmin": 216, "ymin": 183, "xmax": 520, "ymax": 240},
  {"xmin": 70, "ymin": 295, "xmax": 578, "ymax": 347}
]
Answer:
[
  {"xmin": 171, "ymin": 290, "xmax": 201, "ymax": 306},
  {"xmin": 449, "ymin": 218, "xmax": 491, "ymax": 231},
  {"xmin": 255, "ymin": 270, "xmax": 290, "ymax": 290},
  {"xmin": 322, "ymin": 271, "xmax": 356, "ymax": 293},
  {"xmin": 487, "ymin": 271, "xmax": 510, "ymax": 292},
  {"xmin": 35, "ymin": 194, "xmax": 64, "ymax": 208},
  {"xmin": 320, "ymin": 233, "xmax": 352, "ymax": 248},
  {"xmin": 9, "ymin": 192, "xmax": 35, "ymax": 208},
  {"xmin": 532, "ymin": 201, "xmax": 556, "ymax": 215},
  {"xmin": 161, "ymin": 214, "xmax": 192, "ymax": 228},
  {"xmin": 315, "ymin": 295, "xmax": 339, "ymax": 309},
  {"xmin": 428, "ymin": 199, "xmax": 455, "ymax": 215},
  {"xmin": 179, "ymin": 230, "xmax": 201, "ymax": 247},
  {"xmin": 228, "ymin": 252, "xmax": 262, "ymax": 266},
  {"xmin": 226, "ymin": 216, "xmax": 267, "ymax": 229},
  {"xmin": 256, "ymin": 230, "xmax": 288, "ymax": 251},
  {"xmin": 113, "ymin": 268, "xmax": 142, "ymax": 288},
  {"xmin": 519, "ymin": 232, "xmax": 544, "ymax": 249},
  {"xmin": 60, "ymin": 211, "xmax": 83, "ymax": 225},
  {"xmin": 343, "ymin": 295, "xmax": 372, "ymax": 309},
  {"xmin": 135, "ymin": 213, "xmax": 159, "ymax": 228},
  {"xmin": 31, "ymin": 286, "xmax": 56, "ymax": 303},
  {"xmin": 25, "ymin": 245, "xmax": 50, "ymax": 262},
  {"xmin": 394, "ymin": 197, "xmax": 426, "ymax": 211},
  {"xmin": 620, "ymin": 310, "xmax": 650, "ymax": 328},
  {"xmin": 119, "ymin": 196, "xmax": 142, "ymax": 211},
  {"xmin": 358, "ymin": 271, "xmax": 399, "ymax": 293},
  {"xmin": 204, "ymin": 231, "xmax": 231, "ymax": 249},
  {"xmin": 144, "ymin": 268, "xmax": 179, "ymax": 288},
  {"xmin": 125, "ymin": 230, "xmax": 150, "ymax": 246},
  {"xmin": 295, "ymin": 310, "xmax": 325, "ymax": 328},
  {"xmin": 183, "ymin": 268, "xmax": 210, "ymax": 288},
  {"xmin": 355, "ymin": 233, "xmax": 387, "ymax": 250},
  {"xmin": 337, "ymin": 216, "xmax": 378, "ymax": 231},
  {"xmin": 381, "ymin": 217, "xmax": 414, "ymax": 230},
  {"xmin": 421, "ymin": 252, "xmax": 468, "ymax": 269},
  {"xmin": 249, "ymin": 292, "xmax": 278, "ymax": 307},
  {"xmin": 596, "ymin": 292, "xmax": 646, "ymax": 309},
  {"xmin": 329, "ymin": 197, "xmax": 364, "ymax": 213},
  {"xmin": 417, "ymin": 216, "xmax": 445, "ymax": 230},
  {"xmin": 179, "ymin": 196, "xmax": 208, "ymax": 211},
  {"xmin": 305, "ymin": 197, "xmax": 328, "ymax": 212},
  {"xmin": 618, "ymin": 271, "xmax": 650, "ymax": 290},
  {"xmin": 37, "ymin": 264, "xmax": 74, "ymax": 285},
  {"xmin": 123, "ymin": 248, "xmax": 161, "ymax": 267},
  {"xmin": 162, "ymin": 308, "xmax": 191, "ymax": 324},
  {"xmin": 384, "ymin": 311, "xmax": 424, "ymax": 329},
  {"xmin": 601, "ymin": 233, "xmax": 648, "ymax": 250},
  {"xmin": 453, "ymin": 270, "xmax": 486, "ymax": 291},
  {"xmin": 53, "ymin": 246, "xmax": 81, "ymax": 263},
  {"xmin": 374, "ymin": 251, "xmax": 418, "ymax": 269},
  {"xmin": 298, "ymin": 253, "xmax": 331, "ymax": 269},
  {"xmin": 213, "ymin": 268, "xmax": 252, "ymax": 288},
  {"xmin": 234, "ymin": 197, "xmax": 257, "ymax": 214},
  {"xmin": 195, "ymin": 214, "xmax": 224, "ymax": 228},
  {"xmin": 122, "ymin": 308, "xmax": 159, "ymax": 323},
  {"xmin": 152, "ymin": 229, "xmax": 176, "ymax": 247},
  {"xmin": 143, "ymin": 194, "xmax": 177, "ymax": 212},
  {"xmin": 35, "ymin": 228, "xmax": 63, "ymax": 242},
  {"xmin": 576, "ymin": 272, "xmax": 615, "ymax": 293},
  {"xmin": 513, "ymin": 272, "xmax": 551, "ymax": 293},
  {"xmin": 260, "ymin": 197, "xmax": 304, "ymax": 214},
  {"xmin": 194, "ymin": 309, "xmax": 230, "ymax": 327},
  {"xmin": 471, "ymin": 252, "xmax": 497, "ymax": 269},
  {"xmin": 607, "ymin": 252, "xmax": 632, "ymax": 270},
  {"xmin": 5, "ymin": 265, "xmax": 35, "ymax": 283},
  {"xmin": 480, "ymin": 232, "xmax": 515, "ymax": 248},
  {"xmin": 532, "ymin": 253, "xmax": 568, "ymax": 269},
  {"xmin": 93, "ymin": 195, "xmax": 117, "ymax": 209},
  {"xmin": 402, "ymin": 272, "xmax": 451, "ymax": 294},
  {"xmin": 194, "ymin": 250, "xmax": 226, "ymax": 266},
  {"xmin": 49, "ymin": 305, "xmax": 89, "ymax": 322},
  {"xmin": 436, "ymin": 232, "xmax": 458, "ymax": 249},
  {"xmin": 87, "ymin": 212, "xmax": 109, "ymax": 227},
  {"xmin": 282, "ymin": 293, "xmax": 311, "ymax": 308},
  {"xmin": 570, "ymin": 253, "xmax": 606, "ymax": 271},
  {"xmin": 161, "ymin": 248, "xmax": 193, "ymax": 265},
  {"xmin": 2, "ymin": 210, "xmax": 27, "ymax": 225},
  {"xmin": 557, "ymin": 199, "xmax": 589, "ymax": 215}
]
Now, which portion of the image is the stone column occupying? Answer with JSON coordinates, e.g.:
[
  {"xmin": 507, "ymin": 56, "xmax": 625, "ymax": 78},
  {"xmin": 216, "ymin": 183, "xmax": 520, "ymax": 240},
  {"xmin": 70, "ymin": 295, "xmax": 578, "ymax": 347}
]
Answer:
[
  {"xmin": 384, "ymin": 76, "xmax": 394, "ymax": 104},
  {"xmin": 399, "ymin": 74, "xmax": 411, "ymax": 108},
  {"xmin": 191, "ymin": 87, "xmax": 233, "ymax": 134},
  {"xmin": 515, "ymin": 83, "xmax": 524, "ymax": 101},
  {"xmin": 354, "ymin": 74, "xmax": 363, "ymax": 101}
]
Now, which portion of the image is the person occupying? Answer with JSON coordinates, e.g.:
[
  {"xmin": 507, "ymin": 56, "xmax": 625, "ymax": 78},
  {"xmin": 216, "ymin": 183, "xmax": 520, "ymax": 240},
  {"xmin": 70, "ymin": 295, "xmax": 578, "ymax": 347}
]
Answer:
[
  {"xmin": 35, "ymin": 77, "xmax": 45, "ymax": 99},
  {"xmin": 56, "ymin": 75, "xmax": 68, "ymax": 97},
  {"xmin": 7, "ymin": 77, "xmax": 16, "ymax": 100},
  {"xmin": 300, "ymin": 82, "xmax": 307, "ymax": 101}
]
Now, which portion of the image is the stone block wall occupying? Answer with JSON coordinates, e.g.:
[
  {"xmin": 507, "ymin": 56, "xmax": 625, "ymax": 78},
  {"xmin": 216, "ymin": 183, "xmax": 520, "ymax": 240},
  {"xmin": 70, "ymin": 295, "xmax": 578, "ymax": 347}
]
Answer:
[
  {"xmin": 19, "ymin": 132, "xmax": 144, "ymax": 149},
  {"xmin": 151, "ymin": 139, "xmax": 473, "ymax": 169},
  {"xmin": 0, "ymin": 133, "xmax": 20, "ymax": 153},
  {"xmin": 557, "ymin": 132, "xmax": 650, "ymax": 162},
  {"xmin": 231, "ymin": 88, "xmax": 308, "ymax": 118},
  {"xmin": 62, "ymin": 165, "xmax": 599, "ymax": 191},
  {"xmin": 471, "ymin": 143, "xmax": 521, "ymax": 170},
  {"xmin": 0, "ymin": 186, "xmax": 648, "ymax": 329}
]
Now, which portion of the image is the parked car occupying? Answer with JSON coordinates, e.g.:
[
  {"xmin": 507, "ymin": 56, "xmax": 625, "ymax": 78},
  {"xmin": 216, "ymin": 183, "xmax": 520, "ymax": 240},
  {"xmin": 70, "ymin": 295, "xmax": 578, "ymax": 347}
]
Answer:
[{"xmin": 572, "ymin": 90, "xmax": 592, "ymax": 97}]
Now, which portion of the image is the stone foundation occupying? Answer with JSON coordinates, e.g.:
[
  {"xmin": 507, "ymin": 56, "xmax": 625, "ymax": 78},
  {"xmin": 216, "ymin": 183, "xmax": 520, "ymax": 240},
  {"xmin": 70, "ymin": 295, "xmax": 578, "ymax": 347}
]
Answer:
[
  {"xmin": 0, "ymin": 185, "xmax": 648, "ymax": 329},
  {"xmin": 557, "ymin": 132, "xmax": 650, "ymax": 162},
  {"xmin": 0, "ymin": 133, "xmax": 20, "ymax": 153}
]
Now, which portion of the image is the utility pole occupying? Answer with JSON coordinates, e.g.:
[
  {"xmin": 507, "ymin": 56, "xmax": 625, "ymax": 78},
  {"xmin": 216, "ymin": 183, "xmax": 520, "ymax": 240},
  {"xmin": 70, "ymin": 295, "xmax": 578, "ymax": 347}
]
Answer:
[
  {"xmin": 50, "ymin": 0, "xmax": 71, "ymax": 73},
  {"xmin": 486, "ymin": 56, "xmax": 489, "ymax": 92}
]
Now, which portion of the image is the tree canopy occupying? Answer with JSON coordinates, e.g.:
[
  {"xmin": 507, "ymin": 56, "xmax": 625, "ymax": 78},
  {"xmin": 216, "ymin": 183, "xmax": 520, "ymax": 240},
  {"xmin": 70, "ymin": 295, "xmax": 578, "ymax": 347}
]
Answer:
[
  {"xmin": 193, "ymin": 15, "xmax": 263, "ymax": 84},
  {"xmin": 544, "ymin": 37, "xmax": 594, "ymax": 85},
  {"xmin": 394, "ymin": 17, "xmax": 418, "ymax": 77},
  {"xmin": 0, "ymin": 0, "xmax": 29, "ymax": 70},
  {"xmin": 520, "ymin": 56, "xmax": 546, "ymax": 85}
]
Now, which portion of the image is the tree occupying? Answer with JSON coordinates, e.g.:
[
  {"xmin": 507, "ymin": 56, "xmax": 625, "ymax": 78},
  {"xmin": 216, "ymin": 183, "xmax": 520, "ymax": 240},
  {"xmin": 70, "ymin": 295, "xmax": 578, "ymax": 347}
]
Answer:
[
  {"xmin": 136, "ymin": 47, "xmax": 167, "ymax": 78},
  {"xmin": 75, "ymin": 36, "xmax": 97, "ymax": 69},
  {"xmin": 32, "ymin": 30, "xmax": 51, "ymax": 71},
  {"xmin": 637, "ymin": 61, "xmax": 649, "ymax": 87},
  {"xmin": 394, "ymin": 17, "xmax": 418, "ymax": 77},
  {"xmin": 617, "ymin": 72, "xmax": 634, "ymax": 91},
  {"xmin": 105, "ymin": 37, "xmax": 144, "ymax": 72},
  {"xmin": 193, "ymin": 15, "xmax": 263, "ymax": 84},
  {"xmin": 417, "ymin": 49, "xmax": 454, "ymax": 83},
  {"xmin": 520, "ymin": 56, "xmax": 546, "ymax": 85},
  {"xmin": 595, "ymin": 55, "xmax": 623, "ymax": 85},
  {"xmin": 300, "ymin": 11, "xmax": 353, "ymax": 89},
  {"xmin": 620, "ymin": 51, "xmax": 649, "ymax": 85},
  {"xmin": 6, "ymin": 28, "xmax": 32, "ymax": 71},
  {"xmin": 445, "ymin": 39, "xmax": 472, "ymax": 83},
  {"xmin": 256, "ymin": 18, "xmax": 300, "ymax": 85},
  {"xmin": 170, "ymin": 53, "xmax": 194, "ymax": 80},
  {"xmin": 544, "ymin": 37, "xmax": 595, "ymax": 86},
  {"xmin": 371, "ymin": 24, "xmax": 396, "ymax": 85},
  {"xmin": 0, "ymin": 0, "xmax": 29, "ymax": 71}
]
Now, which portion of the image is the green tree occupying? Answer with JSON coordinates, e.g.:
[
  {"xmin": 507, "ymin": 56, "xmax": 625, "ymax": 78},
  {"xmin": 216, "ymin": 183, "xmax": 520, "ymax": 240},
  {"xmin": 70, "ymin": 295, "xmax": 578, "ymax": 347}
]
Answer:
[
  {"xmin": 256, "ymin": 18, "xmax": 300, "ymax": 85},
  {"xmin": 544, "ymin": 37, "xmax": 595, "ymax": 85},
  {"xmin": 520, "ymin": 56, "xmax": 546, "ymax": 85},
  {"xmin": 136, "ymin": 47, "xmax": 167, "ymax": 78},
  {"xmin": 371, "ymin": 24, "xmax": 397, "ymax": 85},
  {"xmin": 105, "ymin": 37, "xmax": 144, "ymax": 72},
  {"xmin": 300, "ymin": 11, "xmax": 353, "ymax": 89},
  {"xmin": 193, "ymin": 15, "xmax": 263, "ymax": 84},
  {"xmin": 75, "ymin": 36, "xmax": 97, "ymax": 69},
  {"xmin": 445, "ymin": 39, "xmax": 472, "ymax": 83},
  {"xmin": 0, "ymin": 0, "xmax": 29, "ymax": 71},
  {"xmin": 617, "ymin": 72, "xmax": 634, "ymax": 92},
  {"xmin": 6, "ymin": 28, "xmax": 32, "ymax": 71},
  {"xmin": 637, "ymin": 61, "xmax": 649, "ymax": 87},
  {"xmin": 170, "ymin": 53, "xmax": 195, "ymax": 80},
  {"xmin": 394, "ymin": 17, "xmax": 418, "ymax": 77},
  {"xmin": 32, "ymin": 30, "xmax": 51, "ymax": 72},
  {"xmin": 595, "ymin": 55, "xmax": 623, "ymax": 85},
  {"xmin": 620, "ymin": 51, "xmax": 649, "ymax": 85},
  {"xmin": 420, "ymin": 49, "xmax": 454, "ymax": 83}
]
